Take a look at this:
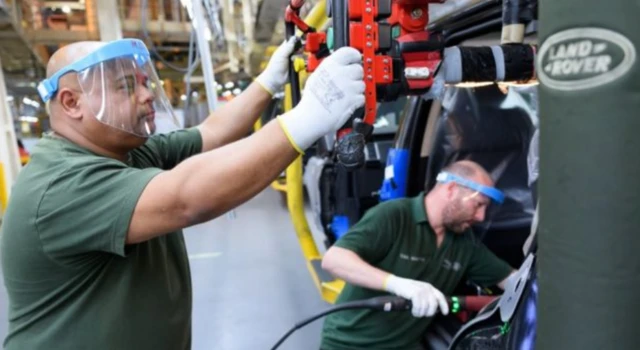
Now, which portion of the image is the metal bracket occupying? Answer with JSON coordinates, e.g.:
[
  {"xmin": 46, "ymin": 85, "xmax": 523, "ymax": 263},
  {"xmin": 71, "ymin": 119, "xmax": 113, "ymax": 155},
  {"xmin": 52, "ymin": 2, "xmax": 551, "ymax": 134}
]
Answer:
[{"xmin": 498, "ymin": 253, "xmax": 535, "ymax": 322}]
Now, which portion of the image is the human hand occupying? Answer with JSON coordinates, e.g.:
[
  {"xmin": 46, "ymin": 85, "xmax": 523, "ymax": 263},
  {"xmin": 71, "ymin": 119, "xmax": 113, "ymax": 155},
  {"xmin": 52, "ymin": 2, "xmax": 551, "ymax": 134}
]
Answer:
[
  {"xmin": 277, "ymin": 47, "xmax": 365, "ymax": 152},
  {"xmin": 384, "ymin": 275, "xmax": 449, "ymax": 318},
  {"xmin": 255, "ymin": 37, "xmax": 298, "ymax": 95}
]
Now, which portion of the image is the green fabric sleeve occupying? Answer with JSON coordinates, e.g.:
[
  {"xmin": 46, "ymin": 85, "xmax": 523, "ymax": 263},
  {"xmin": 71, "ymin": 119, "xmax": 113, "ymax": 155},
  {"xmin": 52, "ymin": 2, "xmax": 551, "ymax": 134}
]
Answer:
[
  {"xmin": 465, "ymin": 242, "xmax": 514, "ymax": 287},
  {"xmin": 35, "ymin": 159, "xmax": 163, "ymax": 261},
  {"xmin": 333, "ymin": 202, "xmax": 399, "ymax": 264},
  {"xmin": 135, "ymin": 127, "xmax": 203, "ymax": 170}
]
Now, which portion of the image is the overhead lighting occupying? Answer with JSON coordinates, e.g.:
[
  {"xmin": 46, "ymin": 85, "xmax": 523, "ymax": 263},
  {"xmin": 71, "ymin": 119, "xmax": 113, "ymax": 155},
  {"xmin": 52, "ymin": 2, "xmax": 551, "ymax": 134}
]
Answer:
[
  {"xmin": 180, "ymin": 94, "xmax": 187, "ymax": 101},
  {"xmin": 62, "ymin": 6, "xmax": 71, "ymax": 14},
  {"xmin": 22, "ymin": 97, "xmax": 40, "ymax": 108},
  {"xmin": 498, "ymin": 80, "xmax": 540, "ymax": 88},
  {"xmin": 19, "ymin": 116, "xmax": 39, "ymax": 123},
  {"xmin": 449, "ymin": 82, "xmax": 494, "ymax": 88},
  {"xmin": 6, "ymin": 96, "xmax": 14, "ymax": 102}
]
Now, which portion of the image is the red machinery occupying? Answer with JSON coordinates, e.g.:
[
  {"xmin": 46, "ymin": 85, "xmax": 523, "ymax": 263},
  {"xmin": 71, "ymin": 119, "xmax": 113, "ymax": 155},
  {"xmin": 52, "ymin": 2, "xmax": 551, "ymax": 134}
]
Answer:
[
  {"xmin": 287, "ymin": 0, "xmax": 444, "ymax": 118},
  {"xmin": 284, "ymin": 0, "xmax": 536, "ymax": 169},
  {"xmin": 284, "ymin": 0, "xmax": 446, "ymax": 169}
]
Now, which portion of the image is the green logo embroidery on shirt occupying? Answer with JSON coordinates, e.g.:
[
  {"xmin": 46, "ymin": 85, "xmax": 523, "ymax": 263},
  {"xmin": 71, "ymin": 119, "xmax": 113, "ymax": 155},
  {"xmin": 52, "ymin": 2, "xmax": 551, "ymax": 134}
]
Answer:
[
  {"xmin": 399, "ymin": 253, "xmax": 427, "ymax": 263},
  {"xmin": 442, "ymin": 259, "xmax": 462, "ymax": 271}
]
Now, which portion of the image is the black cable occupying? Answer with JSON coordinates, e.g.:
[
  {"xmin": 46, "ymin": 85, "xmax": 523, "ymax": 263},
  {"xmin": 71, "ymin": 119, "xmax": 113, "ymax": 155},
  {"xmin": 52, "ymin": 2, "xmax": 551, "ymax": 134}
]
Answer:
[
  {"xmin": 270, "ymin": 296, "xmax": 411, "ymax": 350},
  {"xmin": 285, "ymin": 21, "xmax": 301, "ymax": 106},
  {"xmin": 444, "ymin": 17, "xmax": 504, "ymax": 46},
  {"xmin": 331, "ymin": 0, "xmax": 349, "ymax": 48}
]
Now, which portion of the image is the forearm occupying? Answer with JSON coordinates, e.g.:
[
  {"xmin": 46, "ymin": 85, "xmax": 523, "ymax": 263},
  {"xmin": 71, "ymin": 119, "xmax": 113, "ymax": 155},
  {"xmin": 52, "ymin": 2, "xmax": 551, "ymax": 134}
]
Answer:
[
  {"xmin": 322, "ymin": 247, "xmax": 391, "ymax": 291},
  {"xmin": 198, "ymin": 82, "xmax": 273, "ymax": 150},
  {"xmin": 175, "ymin": 119, "xmax": 298, "ymax": 222}
]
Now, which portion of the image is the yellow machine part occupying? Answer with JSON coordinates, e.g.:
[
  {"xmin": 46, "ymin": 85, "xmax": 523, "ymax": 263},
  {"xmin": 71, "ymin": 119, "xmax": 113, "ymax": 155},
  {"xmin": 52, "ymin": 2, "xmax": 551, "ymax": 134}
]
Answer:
[
  {"xmin": 282, "ymin": 80, "xmax": 345, "ymax": 303},
  {"xmin": 282, "ymin": 1, "xmax": 345, "ymax": 304},
  {"xmin": 264, "ymin": 0, "xmax": 329, "ymax": 196},
  {"xmin": 254, "ymin": 0, "xmax": 345, "ymax": 303},
  {"xmin": 270, "ymin": 88, "xmax": 290, "ymax": 193},
  {"xmin": 0, "ymin": 162, "xmax": 7, "ymax": 214}
]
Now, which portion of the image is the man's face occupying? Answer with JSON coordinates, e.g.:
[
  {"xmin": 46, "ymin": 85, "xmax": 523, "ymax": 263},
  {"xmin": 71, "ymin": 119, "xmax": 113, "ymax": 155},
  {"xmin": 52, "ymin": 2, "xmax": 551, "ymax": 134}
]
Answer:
[
  {"xmin": 442, "ymin": 178, "xmax": 492, "ymax": 233},
  {"xmin": 81, "ymin": 63, "xmax": 157, "ymax": 137}
]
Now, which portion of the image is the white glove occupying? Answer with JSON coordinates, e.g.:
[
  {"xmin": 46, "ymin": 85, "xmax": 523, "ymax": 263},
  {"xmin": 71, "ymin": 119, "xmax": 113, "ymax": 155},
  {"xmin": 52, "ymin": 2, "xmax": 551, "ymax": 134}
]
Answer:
[
  {"xmin": 384, "ymin": 275, "xmax": 449, "ymax": 318},
  {"xmin": 277, "ymin": 47, "xmax": 365, "ymax": 152},
  {"xmin": 255, "ymin": 37, "xmax": 298, "ymax": 95}
]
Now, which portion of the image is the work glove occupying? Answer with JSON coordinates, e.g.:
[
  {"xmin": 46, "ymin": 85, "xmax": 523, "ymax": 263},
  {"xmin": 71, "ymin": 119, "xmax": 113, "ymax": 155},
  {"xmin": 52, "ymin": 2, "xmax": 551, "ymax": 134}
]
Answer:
[
  {"xmin": 277, "ymin": 47, "xmax": 365, "ymax": 153},
  {"xmin": 384, "ymin": 275, "xmax": 450, "ymax": 318},
  {"xmin": 255, "ymin": 37, "xmax": 298, "ymax": 95}
]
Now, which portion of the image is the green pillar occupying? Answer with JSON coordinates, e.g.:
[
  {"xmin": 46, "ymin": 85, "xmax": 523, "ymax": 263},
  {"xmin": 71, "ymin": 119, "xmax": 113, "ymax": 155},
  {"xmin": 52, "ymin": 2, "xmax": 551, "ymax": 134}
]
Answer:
[{"xmin": 537, "ymin": 0, "xmax": 640, "ymax": 349}]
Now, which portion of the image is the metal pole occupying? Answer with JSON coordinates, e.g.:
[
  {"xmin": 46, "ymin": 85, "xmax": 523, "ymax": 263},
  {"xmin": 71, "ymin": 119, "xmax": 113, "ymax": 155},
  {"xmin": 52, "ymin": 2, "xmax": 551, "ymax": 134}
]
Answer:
[
  {"xmin": 191, "ymin": 0, "xmax": 218, "ymax": 114},
  {"xmin": 0, "ymin": 58, "xmax": 22, "ymax": 213},
  {"xmin": 537, "ymin": 0, "xmax": 640, "ymax": 348},
  {"xmin": 96, "ymin": 0, "xmax": 123, "ymax": 41}
]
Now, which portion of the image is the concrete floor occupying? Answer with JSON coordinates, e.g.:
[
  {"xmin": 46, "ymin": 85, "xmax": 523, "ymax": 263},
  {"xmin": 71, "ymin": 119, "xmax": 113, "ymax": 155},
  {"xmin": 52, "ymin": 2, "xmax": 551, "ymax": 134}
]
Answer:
[{"xmin": 0, "ymin": 188, "xmax": 331, "ymax": 350}]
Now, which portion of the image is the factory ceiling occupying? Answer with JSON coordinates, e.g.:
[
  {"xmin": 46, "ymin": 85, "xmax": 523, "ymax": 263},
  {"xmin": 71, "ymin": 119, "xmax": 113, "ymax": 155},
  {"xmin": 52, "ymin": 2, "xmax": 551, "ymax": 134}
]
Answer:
[{"xmin": 0, "ymin": 0, "xmax": 319, "ymax": 104}]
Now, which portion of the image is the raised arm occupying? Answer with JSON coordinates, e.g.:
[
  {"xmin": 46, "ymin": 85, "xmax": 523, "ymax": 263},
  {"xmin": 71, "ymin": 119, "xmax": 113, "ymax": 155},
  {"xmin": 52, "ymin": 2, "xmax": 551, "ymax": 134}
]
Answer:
[
  {"xmin": 196, "ymin": 38, "xmax": 297, "ymax": 152},
  {"xmin": 126, "ymin": 47, "xmax": 365, "ymax": 244}
]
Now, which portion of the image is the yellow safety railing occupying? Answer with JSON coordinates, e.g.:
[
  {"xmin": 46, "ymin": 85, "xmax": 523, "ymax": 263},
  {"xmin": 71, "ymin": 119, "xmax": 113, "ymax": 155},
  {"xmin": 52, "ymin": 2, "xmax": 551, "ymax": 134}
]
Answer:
[
  {"xmin": 265, "ymin": 0, "xmax": 330, "ymax": 195},
  {"xmin": 253, "ymin": 0, "xmax": 344, "ymax": 302},
  {"xmin": 299, "ymin": 0, "xmax": 329, "ymax": 34},
  {"xmin": 0, "ymin": 162, "xmax": 7, "ymax": 214},
  {"xmin": 282, "ymin": 68, "xmax": 345, "ymax": 303},
  {"xmin": 280, "ymin": 0, "xmax": 345, "ymax": 304}
]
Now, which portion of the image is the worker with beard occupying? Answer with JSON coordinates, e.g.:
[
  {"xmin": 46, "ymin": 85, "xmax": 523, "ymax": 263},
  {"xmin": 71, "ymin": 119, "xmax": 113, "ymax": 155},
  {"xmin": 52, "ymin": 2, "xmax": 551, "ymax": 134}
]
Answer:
[
  {"xmin": 0, "ymin": 37, "xmax": 366, "ymax": 349},
  {"xmin": 319, "ymin": 160, "xmax": 515, "ymax": 350}
]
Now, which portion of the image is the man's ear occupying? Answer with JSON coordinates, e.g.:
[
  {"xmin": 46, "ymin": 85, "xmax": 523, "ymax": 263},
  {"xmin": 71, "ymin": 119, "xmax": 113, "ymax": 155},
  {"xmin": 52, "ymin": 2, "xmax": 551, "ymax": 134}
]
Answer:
[
  {"xmin": 445, "ymin": 182, "xmax": 457, "ymax": 199},
  {"xmin": 57, "ymin": 88, "xmax": 83, "ymax": 119}
]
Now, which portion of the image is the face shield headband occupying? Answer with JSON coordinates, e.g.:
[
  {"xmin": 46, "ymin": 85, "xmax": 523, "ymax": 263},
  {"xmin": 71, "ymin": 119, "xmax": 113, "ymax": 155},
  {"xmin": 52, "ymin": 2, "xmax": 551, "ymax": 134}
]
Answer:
[
  {"xmin": 37, "ymin": 39, "xmax": 180, "ymax": 137},
  {"xmin": 436, "ymin": 171, "xmax": 505, "ymax": 204},
  {"xmin": 37, "ymin": 39, "xmax": 151, "ymax": 102}
]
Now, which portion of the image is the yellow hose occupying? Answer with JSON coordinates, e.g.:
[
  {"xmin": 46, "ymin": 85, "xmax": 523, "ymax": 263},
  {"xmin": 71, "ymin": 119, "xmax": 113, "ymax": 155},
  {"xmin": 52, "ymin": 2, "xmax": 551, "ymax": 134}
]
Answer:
[
  {"xmin": 0, "ymin": 162, "xmax": 7, "ymax": 214},
  {"xmin": 281, "ymin": 0, "xmax": 345, "ymax": 303}
]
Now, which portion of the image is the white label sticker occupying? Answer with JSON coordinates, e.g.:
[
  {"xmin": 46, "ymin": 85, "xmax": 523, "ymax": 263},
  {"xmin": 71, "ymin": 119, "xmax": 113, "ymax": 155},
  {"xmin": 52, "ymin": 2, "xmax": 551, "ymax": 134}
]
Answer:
[{"xmin": 385, "ymin": 165, "xmax": 394, "ymax": 180}]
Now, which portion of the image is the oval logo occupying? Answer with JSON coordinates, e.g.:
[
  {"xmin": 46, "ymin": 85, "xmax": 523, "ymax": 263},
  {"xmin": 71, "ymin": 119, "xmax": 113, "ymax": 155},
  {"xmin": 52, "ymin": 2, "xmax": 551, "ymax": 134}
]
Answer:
[{"xmin": 537, "ymin": 28, "xmax": 636, "ymax": 90}]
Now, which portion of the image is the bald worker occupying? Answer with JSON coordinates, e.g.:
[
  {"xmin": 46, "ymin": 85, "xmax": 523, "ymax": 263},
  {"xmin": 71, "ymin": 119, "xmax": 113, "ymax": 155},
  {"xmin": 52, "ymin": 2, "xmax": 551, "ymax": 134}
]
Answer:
[
  {"xmin": 320, "ymin": 160, "xmax": 515, "ymax": 350},
  {"xmin": 0, "ymin": 38, "xmax": 365, "ymax": 349}
]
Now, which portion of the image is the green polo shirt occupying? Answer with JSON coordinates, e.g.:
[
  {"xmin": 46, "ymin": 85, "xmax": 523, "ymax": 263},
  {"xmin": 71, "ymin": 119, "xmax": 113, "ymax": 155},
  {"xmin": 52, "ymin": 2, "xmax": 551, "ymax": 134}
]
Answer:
[
  {"xmin": 1, "ymin": 128, "xmax": 202, "ymax": 350},
  {"xmin": 320, "ymin": 193, "xmax": 512, "ymax": 350}
]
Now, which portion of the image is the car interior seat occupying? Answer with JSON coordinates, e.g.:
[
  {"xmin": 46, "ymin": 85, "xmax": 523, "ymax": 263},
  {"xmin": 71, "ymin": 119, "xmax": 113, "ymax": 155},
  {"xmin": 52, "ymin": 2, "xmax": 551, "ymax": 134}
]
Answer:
[{"xmin": 424, "ymin": 84, "xmax": 537, "ymax": 269}]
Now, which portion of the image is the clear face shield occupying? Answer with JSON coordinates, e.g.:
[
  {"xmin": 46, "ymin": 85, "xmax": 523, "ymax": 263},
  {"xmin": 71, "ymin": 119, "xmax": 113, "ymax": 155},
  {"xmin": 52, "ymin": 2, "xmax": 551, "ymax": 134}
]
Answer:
[
  {"xmin": 436, "ymin": 171, "xmax": 505, "ymax": 236},
  {"xmin": 37, "ymin": 39, "xmax": 180, "ymax": 137}
]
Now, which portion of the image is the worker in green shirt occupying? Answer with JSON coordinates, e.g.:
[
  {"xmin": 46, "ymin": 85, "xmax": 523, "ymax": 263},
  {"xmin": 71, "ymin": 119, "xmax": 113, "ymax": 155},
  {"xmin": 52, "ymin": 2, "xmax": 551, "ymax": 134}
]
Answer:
[
  {"xmin": 320, "ymin": 160, "xmax": 516, "ymax": 350},
  {"xmin": 0, "ymin": 37, "xmax": 366, "ymax": 349}
]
